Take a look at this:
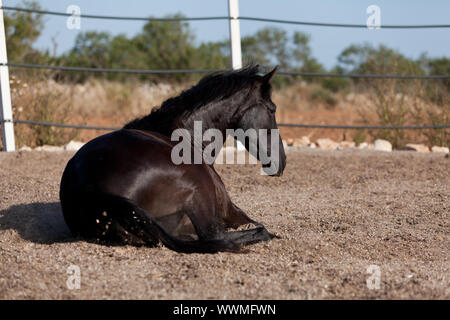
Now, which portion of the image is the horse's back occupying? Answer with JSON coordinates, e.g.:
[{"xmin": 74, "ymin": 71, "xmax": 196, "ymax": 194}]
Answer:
[
  {"xmin": 59, "ymin": 129, "xmax": 209, "ymax": 237},
  {"xmin": 62, "ymin": 129, "xmax": 173, "ymax": 190}
]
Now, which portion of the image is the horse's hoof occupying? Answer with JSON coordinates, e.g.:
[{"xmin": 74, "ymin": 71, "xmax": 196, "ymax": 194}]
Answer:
[{"xmin": 270, "ymin": 233, "xmax": 282, "ymax": 239}]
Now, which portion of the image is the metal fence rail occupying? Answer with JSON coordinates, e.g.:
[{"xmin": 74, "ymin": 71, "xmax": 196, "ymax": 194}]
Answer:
[
  {"xmin": 1, "ymin": 2, "xmax": 450, "ymax": 152},
  {"xmin": 2, "ymin": 119, "xmax": 119, "ymax": 131},
  {"xmin": 0, "ymin": 6, "xmax": 229, "ymax": 22},
  {"xmin": 2, "ymin": 6, "xmax": 450, "ymax": 29},
  {"xmin": 2, "ymin": 119, "xmax": 449, "ymax": 131},
  {"xmin": 2, "ymin": 62, "xmax": 221, "ymax": 75},
  {"xmin": 4, "ymin": 62, "xmax": 450, "ymax": 79}
]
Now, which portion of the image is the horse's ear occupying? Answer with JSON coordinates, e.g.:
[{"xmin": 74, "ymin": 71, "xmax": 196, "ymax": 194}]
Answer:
[{"xmin": 262, "ymin": 66, "xmax": 278, "ymax": 83}]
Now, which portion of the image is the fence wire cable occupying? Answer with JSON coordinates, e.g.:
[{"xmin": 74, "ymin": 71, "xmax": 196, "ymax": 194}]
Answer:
[
  {"xmin": 277, "ymin": 123, "xmax": 450, "ymax": 130},
  {"xmin": 2, "ymin": 62, "xmax": 221, "ymax": 74},
  {"xmin": 2, "ymin": 6, "xmax": 450, "ymax": 28},
  {"xmin": 0, "ymin": 6, "xmax": 229, "ymax": 22},
  {"xmin": 238, "ymin": 16, "xmax": 450, "ymax": 29},
  {"xmin": 2, "ymin": 119, "xmax": 449, "ymax": 131},
  {"xmin": 1, "ymin": 6, "xmax": 449, "ymax": 131},
  {"xmin": 3, "ymin": 63, "xmax": 450, "ymax": 79},
  {"xmin": 1, "ymin": 119, "xmax": 119, "ymax": 131}
]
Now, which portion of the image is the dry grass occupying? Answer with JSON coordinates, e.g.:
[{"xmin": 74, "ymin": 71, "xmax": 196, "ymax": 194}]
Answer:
[
  {"xmin": 356, "ymin": 78, "xmax": 450, "ymax": 148},
  {"xmin": 9, "ymin": 76, "xmax": 78, "ymax": 147},
  {"xmin": 2, "ymin": 75, "xmax": 449, "ymax": 149},
  {"xmin": 67, "ymin": 79, "xmax": 186, "ymax": 118},
  {"xmin": 5, "ymin": 76, "xmax": 187, "ymax": 148}
]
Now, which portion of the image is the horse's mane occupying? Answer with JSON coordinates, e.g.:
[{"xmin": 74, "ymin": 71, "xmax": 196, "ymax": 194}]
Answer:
[{"xmin": 124, "ymin": 64, "xmax": 263, "ymax": 134}]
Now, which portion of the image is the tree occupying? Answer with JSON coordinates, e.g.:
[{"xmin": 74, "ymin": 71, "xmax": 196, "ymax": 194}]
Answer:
[
  {"xmin": 134, "ymin": 14, "xmax": 197, "ymax": 71},
  {"xmin": 62, "ymin": 14, "xmax": 201, "ymax": 81},
  {"xmin": 193, "ymin": 41, "xmax": 229, "ymax": 70},
  {"xmin": 292, "ymin": 32, "xmax": 323, "ymax": 73},
  {"xmin": 241, "ymin": 27, "xmax": 320, "ymax": 72},
  {"xmin": 240, "ymin": 27, "xmax": 324, "ymax": 86},
  {"xmin": 67, "ymin": 32, "xmax": 112, "ymax": 68},
  {"xmin": 109, "ymin": 35, "xmax": 147, "ymax": 70},
  {"xmin": 337, "ymin": 43, "xmax": 424, "ymax": 76},
  {"xmin": 242, "ymin": 27, "xmax": 290, "ymax": 68},
  {"xmin": 3, "ymin": 1, "xmax": 44, "ymax": 62}
]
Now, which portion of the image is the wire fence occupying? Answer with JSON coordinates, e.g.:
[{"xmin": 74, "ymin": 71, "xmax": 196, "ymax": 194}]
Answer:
[
  {"xmin": 2, "ymin": 62, "xmax": 222, "ymax": 75},
  {"xmin": 2, "ymin": 119, "xmax": 450, "ymax": 131},
  {"xmin": 1, "ymin": 5, "xmax": 450, "ymax": 134},
  {"xmin": 2, "ymin": 6, "xmax": 450, "ymax": 28},
  {"xmin": 2, "ymin": 119, "xmax": 119, "ymax": 131},
  {"xmin": 4, "ymin": 62, "xmax": 450, "ymax": 79}
]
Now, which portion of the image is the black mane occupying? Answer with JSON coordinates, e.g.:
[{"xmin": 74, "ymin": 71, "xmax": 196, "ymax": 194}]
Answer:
[{"xmin": 124, "ymin": 64, "xmax": 263, "ymax": 134}]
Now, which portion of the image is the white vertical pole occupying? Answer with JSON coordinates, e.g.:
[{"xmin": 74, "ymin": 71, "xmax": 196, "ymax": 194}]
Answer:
[
  {"xmin": 228, "ymin": 0, "xmax": 245, "ymax": 151},
  {"xmin": 0, "ymin": 0, "xmax": 15, "ymax": 152},
  {"xmin": 228, "ymin": 0, "xmax": 242, "ymax": 70}
]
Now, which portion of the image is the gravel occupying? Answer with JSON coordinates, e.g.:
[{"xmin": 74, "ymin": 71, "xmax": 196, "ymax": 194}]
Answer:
[{"xmin": 0, "ymin": 149, "xmax": 448, "ymax": 299}]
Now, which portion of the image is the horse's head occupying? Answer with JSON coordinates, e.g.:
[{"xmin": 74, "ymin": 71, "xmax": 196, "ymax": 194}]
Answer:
[{"xmin": 235, "ymin": 66, "xmax": 286, "ymax": 176}]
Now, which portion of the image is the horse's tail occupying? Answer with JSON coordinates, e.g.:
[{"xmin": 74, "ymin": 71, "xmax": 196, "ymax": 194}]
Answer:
[{"xmin": 85, "ymin": 191, "xmax": 240, "ymax": 254}]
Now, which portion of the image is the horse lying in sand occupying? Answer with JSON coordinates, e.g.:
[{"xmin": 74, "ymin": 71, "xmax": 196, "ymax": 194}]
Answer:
[{"xmin": 59, "ymin": 65, "xmax": 286, "ymax": 253}]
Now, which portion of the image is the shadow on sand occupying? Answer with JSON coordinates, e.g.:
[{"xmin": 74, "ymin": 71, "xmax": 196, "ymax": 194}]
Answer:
[{"xmin": 0, "ymin": 202, "xmax": 76, "ymax": 244}]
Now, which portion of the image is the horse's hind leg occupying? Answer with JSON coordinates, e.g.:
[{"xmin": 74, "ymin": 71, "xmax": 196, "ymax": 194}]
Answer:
[
  {"xmin": 107, "ymin": 221, "xmax": 156, "ymax": 246},
  {"xmin": 184, "ymin": 199, "xmax": 276, "ymax": 248},
  {"xmin": 222, "ymin": 201, "xmax": 281, "ymax": 242},
  {"xmin": 221, "ymin": 226, "xmax": 277, "ymax": 246},
  {"xmin": 183, "ymin": 202, "xmax": 227, "ymax": 242},
  {"xmin": 223, "ymin": 202, "xmax": 265, "ymax": 229},
  {"xmin": 91, "ymin": 211, "xmax": 157, "ymax": 246}
]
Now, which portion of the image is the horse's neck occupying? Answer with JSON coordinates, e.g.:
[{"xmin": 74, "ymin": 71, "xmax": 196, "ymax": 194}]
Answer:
[
  {"xmin": 183, "ymin": 99, "xmax": 239, "ymax": 138},
  {"xmin": 126, "ymin": 94, "xmax": 243, "ymax": 141},
  {"xmin": 125, "ymin": 95, "xmax": 245, "ymax": 164}
]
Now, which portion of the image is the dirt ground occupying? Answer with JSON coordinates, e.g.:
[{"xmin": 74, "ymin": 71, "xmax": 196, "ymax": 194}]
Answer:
[{"xmin": 0, "ymin": 148, "xmax": 448, "ymax": 299}]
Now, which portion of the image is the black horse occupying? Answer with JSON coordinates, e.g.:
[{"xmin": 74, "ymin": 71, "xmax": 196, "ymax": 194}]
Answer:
[{"xmin": 59, "ymin": 65, "xmax": 286, "ymax": 253}]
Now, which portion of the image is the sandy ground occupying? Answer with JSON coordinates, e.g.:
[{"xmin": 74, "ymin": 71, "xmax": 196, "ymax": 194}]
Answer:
[{"xmin": 0, "ymin": 148, "xmax": 448, "ymax": 299}]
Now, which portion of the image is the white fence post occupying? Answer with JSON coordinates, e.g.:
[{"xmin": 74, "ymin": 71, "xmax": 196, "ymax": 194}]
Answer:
[
  {"xmin": 0, "ymin": 0, "xmax": 15, "ymax": 152},
  {"xmin": 228, "ymin": 0, "xmax": 242, "ymax": 69},
  {"xmin": 228, "ymin": 0, "xmax": 245, "ymax": 150}
]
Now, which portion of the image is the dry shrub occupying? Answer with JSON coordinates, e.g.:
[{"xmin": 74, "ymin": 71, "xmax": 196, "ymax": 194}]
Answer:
[
  {"xmin": 6, "ymin": 76, "xmax": 188, "ymax": 147},
  {"xmin": 4, "ymin": 73, "xmax": 448, "ymax": 149},
  {"xmin": 273, "ymin": 81, "xmax": 342, "ymax": 113},
  {"xmin": 310, "ymin": 88, "xmax": 337, "ymax": 109},
  {"xmin": 10, "ymin": 75, "xmax": 78, "ymax": 147},
  {"xmin": 410, "ymin": 82, "xmax": 450, "ymax": 147},
  {"xmin": 359, "ymin": 78, "xmax": 413, "ymax": 148},
  {"xmin": 48, "ymin": 78, "xmax": 186, "ymax": 119},
  {"xmin": 272, "ymin": 81, "xmax": 311, "ymax": 112},
  {"xmin": 357, "ymin": 77, "xmax": 449, "ymax": 149}
]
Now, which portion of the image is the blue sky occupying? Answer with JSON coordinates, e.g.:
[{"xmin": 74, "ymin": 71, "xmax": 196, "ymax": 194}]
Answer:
[{"xmin": 4, "ymin": 0, "xmax": 450, "ymax": 69}]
